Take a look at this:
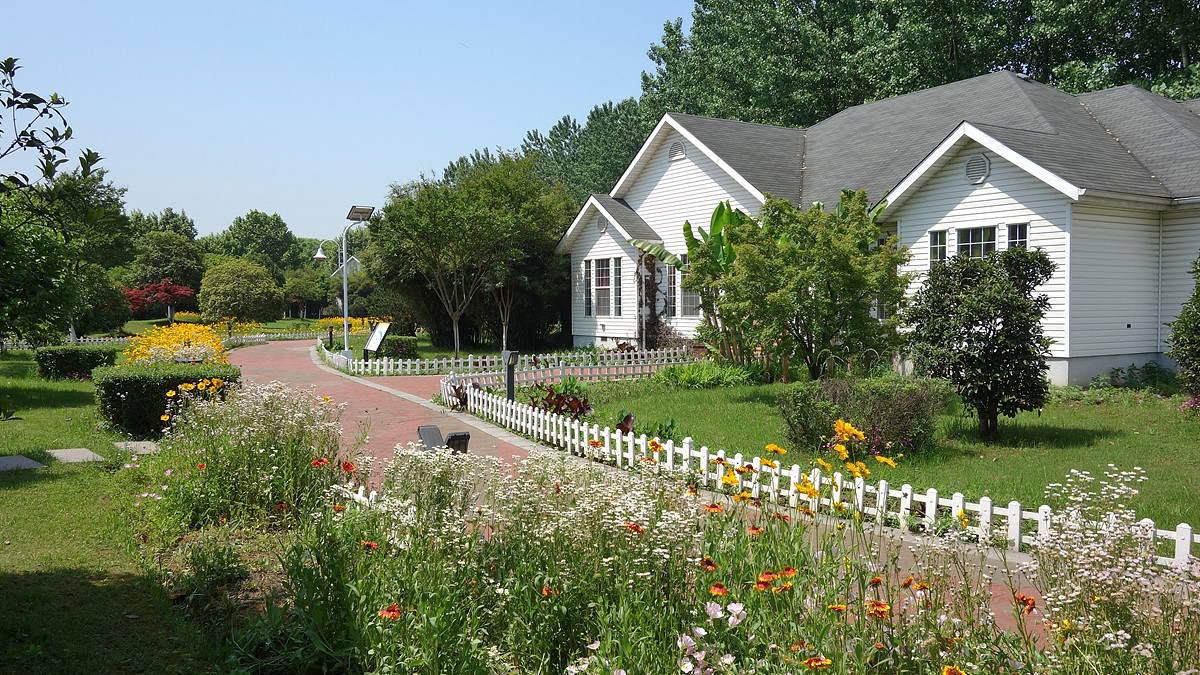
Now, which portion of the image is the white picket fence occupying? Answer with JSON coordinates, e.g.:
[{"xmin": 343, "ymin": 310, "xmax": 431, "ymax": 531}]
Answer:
[
  {"xmin": 452, "ymin": 384, "xmax": 1197, "ymax": 566},
  {"xmin": 2, "ymin": 336, "xmax": 131, "ymax": 350},
  {"xmin": 332, "ymin": 344, "xmax": 692, "ymax": 377}
]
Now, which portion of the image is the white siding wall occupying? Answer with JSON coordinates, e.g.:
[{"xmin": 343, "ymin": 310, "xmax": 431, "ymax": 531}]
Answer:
[
  {"xmin": 570, "ymin": 211, "xmax": 640, "ymax": 346},
  {"xmin": 620, "ymin": 129, "xmax": 762, "ymax": 337},
  {"xmin": 1160, "ymin": 207, "xmax": 1200, "ymax": 351},
  {"xmin": 892, "ymin": 142, "xmax": 1072, "ymax": 358},
  {"xmin": 1070, "ymin": 205, "xmax": 1162, "ymax": 357}
]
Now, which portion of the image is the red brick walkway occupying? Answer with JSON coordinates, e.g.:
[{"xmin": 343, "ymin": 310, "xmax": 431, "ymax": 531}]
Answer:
[{"xmin": 228, "ymin": 341, "xmax": 528, "ymax": 469}]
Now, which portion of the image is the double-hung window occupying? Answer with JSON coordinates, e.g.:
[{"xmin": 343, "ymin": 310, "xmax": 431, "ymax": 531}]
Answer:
[
  {"xmin": 929, "ymin": 231, "xmax": 947, "ymax": 266},
  {"xmin": 680, "ymin": 254, "xmax": 701, "ymax": 316},
  {"xmin": 1008, "ymin": 223, "xmax": 1028, "ymax": 248},
  {"xmin": 583, "ymin": 260, "xmax": 592, "ymax": 316},
  {"xmin": 958, "ymin": 226, "xmax": 996, "ymax": 259},
  {"xmin": 665, "ymin": 262, "xmax": 677, "ymax": 317},
  {"xmin": 595, "ymin": 259, "xmax": 611, "ymax": 316},
  {"xmin": 613, "ymin": 258, "xmax": 621, "ymax": 316}
]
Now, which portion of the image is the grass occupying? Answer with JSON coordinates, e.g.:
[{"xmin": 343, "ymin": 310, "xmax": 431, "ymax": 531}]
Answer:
[
  {"xmin": 586, "ymin": 379, "xmax": 1200, "ymax": 529},
  {"xmin": 0, "ymin": 352, "xmax": 217, "ymax": 672}
]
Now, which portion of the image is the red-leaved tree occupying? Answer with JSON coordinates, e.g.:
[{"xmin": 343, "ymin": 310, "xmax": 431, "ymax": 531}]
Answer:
[{"xmin": 124, "ymin": 279, "xmax": 195, "ymax": 322}]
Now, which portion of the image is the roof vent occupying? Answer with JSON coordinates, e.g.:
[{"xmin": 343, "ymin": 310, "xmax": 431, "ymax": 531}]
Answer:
[
  {"xmin": 668, "ymin": 140, "xmax": 686, "ymax": 161},
  {"xmin": 964, "ymin": 153, "xmax": 990, "ymax": 184}
]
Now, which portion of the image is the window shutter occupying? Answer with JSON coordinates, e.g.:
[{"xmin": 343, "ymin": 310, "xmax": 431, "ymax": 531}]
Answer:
[{"xmin": 584, "ymin": 260, "xmax": 591, "ymax": 317}]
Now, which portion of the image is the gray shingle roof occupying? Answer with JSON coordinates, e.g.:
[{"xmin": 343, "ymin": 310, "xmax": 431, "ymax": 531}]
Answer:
[
  {"xmin": 592, "ymin": 194, "xmax": 661, "ymax": 242},
  {"xmin": 1078, "ymin": 85, "xmax": 1200, "ymax": 198},
  {"xmin": 663, "ymin": 112, "xmax": 806, "ymax": 204},
  {"xmin": 658, "ymin": 71, "xmax": 1198, "ymax": 212}
]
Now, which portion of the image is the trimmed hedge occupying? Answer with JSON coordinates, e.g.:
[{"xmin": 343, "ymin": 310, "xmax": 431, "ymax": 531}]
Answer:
[
  {"xmin": 377, "ymin": 335, "xmax": 419, "ymax": 360},
  {"xmin": 93, "ymin": 364, "xmax": 241, "ymax": 438},
  {"xmin": 777, "ymin": 376, "xmax": 952, "ymax": 457},
  {"xmin": 34, "ymin": 345, "xmax": 120, "ymax": 379}
]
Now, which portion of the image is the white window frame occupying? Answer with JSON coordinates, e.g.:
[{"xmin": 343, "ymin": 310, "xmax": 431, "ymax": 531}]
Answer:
[
  {"xmin": 929, "ymin": 230, "xmax": 948, "ymax": 266},
  {"xmin": 613, "ymin": 258, "xmax": 622, "ymax": 317},
  {"xmin": 1007, "ymin": 223, "xmax": 1028, "ymax": 249},
  {"xmin": 595, "ymin": 258, "xmax": 611, "ymax": 317},
  {"xmin": 680, "ymin": 254, "xmax": 701, "ymax": 317},
  {"xmin": 958, "ymin": 226, "xmax": 996, "ymax": 259},
  {"xmin": 665, "ymin": 262, "xmax": 677, "ymax": 317}
]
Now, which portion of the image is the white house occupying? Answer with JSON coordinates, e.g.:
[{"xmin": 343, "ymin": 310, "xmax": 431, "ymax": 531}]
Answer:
[{"xmin": 555, "ymin": 71, "xmax": 1200, "ymax": 385}]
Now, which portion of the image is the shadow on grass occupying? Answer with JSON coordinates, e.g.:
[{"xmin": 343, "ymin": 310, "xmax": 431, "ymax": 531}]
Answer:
[
  {"xmin": 941, "ymin": 416, "xmax": 1122, "ymax": 449},
  {"xmin": 0, "ymin": 461, "xmax": 67, "ymax": 489},
  {"xmin": 0, "ymin": 568, "xmax": 210, "ymax": 674},
  {"xmin": 729, "ymin": 388, "xmax": 782, "ymax": 407},
  {"xmin": 0, "ymin": 381, "xmax": 96, "ymax": 409}
]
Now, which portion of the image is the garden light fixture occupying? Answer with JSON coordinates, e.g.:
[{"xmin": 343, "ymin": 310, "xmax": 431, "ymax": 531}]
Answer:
[{"xmin": 313, "ymin": 205, "xmax": 375, "ymax": 359}]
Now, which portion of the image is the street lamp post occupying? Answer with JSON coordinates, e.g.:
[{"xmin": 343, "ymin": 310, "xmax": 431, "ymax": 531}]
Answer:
[{"xmin": 314, "ymin": 205, "xmax": 375, "ymax": 360}]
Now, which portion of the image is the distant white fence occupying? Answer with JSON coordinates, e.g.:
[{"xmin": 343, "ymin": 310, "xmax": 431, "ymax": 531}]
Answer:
[
  {"xmin": 2, "ymin": 336, "xmax": 132, "ymax": 350},
  {"xmin": 321, "ymin": 342, "xmax": 692, "ymax": 378},
  {"xmin": 452, "ymin": 384, "xmax": 1197, "ymax": 567}
]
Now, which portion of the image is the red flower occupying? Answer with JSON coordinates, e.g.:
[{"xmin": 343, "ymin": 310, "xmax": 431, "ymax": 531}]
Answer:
[
  {"xmin": 703, "ymin": 503, "xmax": 724, "ymax": 513},
  {"xmin": 868, "ymin": 575, "xmax": 883, "ymax": 586},
  {"xmin": 341, "ymin": 461, "xmax": 356, "ymax": 473},
  {"xmin": 772, "ymin": 582, "xmax": 793, "ymax": 593},
  {"xmin": 709, "ymin": 582, "xmax": 729, "ymax": 596},
  {"xmin": 901, "ymin": 575, "xmax": 914, "ymax": 589},
  {"xmin": 754, "ymin": 580, "xmax": 772, "ymax": 592},
  {"xmin": 331, "ymin": 504, "xmax": 346, "ymax": 511},
  {"xmin": 758, "ymin": 570, "xmax": 779, "ymax": 583},
  {"xmin": 378, "ymin": 603, "xmax": 402, "ymax": 620},
  {"xmin": 772, "ymin": 512, "xmax": 790, "ymax": 522},
  {"xmin": 361, "ymin": 540, "xmax": 379, "ymax": 550},
  {"xmin": 1015, "ymin": 593, "xmax": 1036, "ymax": 615},
  {"xmin": 747, "ymin": 525, "xmax": 765, "ymax": 536},
  {"xmin": 274, "ymin": 502, "xmax": 289, "ymax": 511},
  {"xmin": 699, "ymin": 557, "xmax": 717, "ymax": 572},
  {"xmin": 865, "ymin": 599, "xmax": 891, "ymax": 619},
  {"xmin": 541, "ymin": 586, "xmax": 554, "ymax": 597},
  {"xmin": 588, "ymin": 439, "xmax": 602, "ymax": 448},
  {"xmin": 782, "ymin": 566, "xmax": 798, "ymax": 577},
  {"xmin": 197, "ymin": 463, "xmax": 206, "ymax": 470},
  {"xmin": 624, "ymin": 521, "xmax": 646, "ymax": 534},
  {"xmin": 312, "ymin": 458, "xmax": 331, "ymax": 467}
]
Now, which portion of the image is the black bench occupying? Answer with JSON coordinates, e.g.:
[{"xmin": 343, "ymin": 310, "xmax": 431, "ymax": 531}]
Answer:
[{"xmin": 417, "ymin": 425, "xmax": 470, "ymax": 453}]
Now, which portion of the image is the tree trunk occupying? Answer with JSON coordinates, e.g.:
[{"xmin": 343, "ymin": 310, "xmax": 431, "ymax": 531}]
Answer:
[
  {"xmin": 451, "ymin": 315, "xmax": 461, "ymax": 358},
  {"xmin": 977, "ymin": 406, "xmax": 999, "ymax": 441},
  {"xmin": 781, "ymin": 352, "xmax": 789, "ymax": 383}
]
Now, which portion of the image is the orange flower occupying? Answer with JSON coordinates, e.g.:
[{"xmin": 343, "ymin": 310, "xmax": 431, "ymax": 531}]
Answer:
[
  {"xmin": 378, "ymin": 603, "xmax": 402, "ymax": 620},
  {"xmin": 865, "ymin": 599, "xmax": 891, "ymax": 619},
  {"xmin": 160, "ymin": 414, "xmax": 170, "ymax": 422},
  {"xmin": 782, "ymin": 566, "xmax": 798, "ymax": 577},
  {"xmin": 361, "ymin": 540, "xmax": 378, "ymax": 550},
  {"xmin": 624, "ymin": 521, "xmax": 645, "ymax": 534},
  {"xmin": 901, "ymin": 576, "xmax": 914, "ymax": 588},
  {"xmin": 754, "ymin": 581, "xmax": 772, "ymax": 591},
  {"xmin": 640, "ymin": 457, "xmax": 658, "ymax": 465},
  {"xmin": 1015, "ymin": 593, "xmax": 1036, "ymax": 615},
  {"xmin": 312, "ymin": 458, "xmax": 331, "ymax": 467},
  {"xmin": 827, "ymin": 604, "xmax": 847, "ymax": 612},
  {"xmin": 772, "ymin": 582, "xmax": 793, "ymax": 593},
  {"xmin": 868, "ymin": 576, "xmax": 883, "ymax": 586},
  {"xmin": 197, "ymin": 463, "xmax": 206, "ymax": 470},
  {"xmin": 748, "ymin": 525, "xmax": 765, "ymax": 536},
  {"xmin": 772, "ymin": 512, "xmax": 790, "ymax": 522},
  {"xmin": 802, "ymin": 656, "xmax": 832, "ymax": 670},
  {"xmin": 274, "ymin": 502, "xmax": 289, "ymax": 511},
  {"xmin": 713, "ymin": 457, "xmax": 729, "ymax": 465},
  {"xmin": 942, "ymin": 667, "xmax": 966, "ymax": 675},
  {"xmin": 815, "ymin": 457, "xmax": 833, "ymax": 473},
  {"xmin": 874, "ymin": 642, "xmax": 885, "ymax": 650},
  {"xmin": 735, "ymin": 464, "xmax": 754, "ymax": 474},
  {"xmin": 733, "ymin": 490, "xmax": 753, "ymax": 503},
  {"xmin": 798, "ymin": 507, "xmax": 816, "ymax": 518},
  {"xmin": 764, "ymin": 443, "xmax": 787, "ymax": 455},
  {"xmin": 913, "ymin": 581, "xmax": 930, "ymax": 591},
  {"xmin": 341, "ymin": 461, "xmax": 356, "ymax": 473},
  {"xmin": 541, "ymin": 586, "xmax": 554, "ymax": 597},
  {"xmin": 648, "ymin": 439, "xmax": 663, "ymax": 453},
  {"xmin": 331, "ymin": 504, "xmax": 346, "ymax": 512},
  {"xmin": 699, "ymin": 557, "xmax": 717, "ymax": 572},
  {"xmin": 703, "ymin": 503, "xmax": 724, "ymax": 513},
  {"xmin": 588, "ymin": 439, "xmax": 602, "ymax": 448},
  {"xmin": 709, "ymin": 582, "xmax": 729, "ymax": 596},
  {"xmin": 875, "ymin": 455, "xmax": 898, "ymax": 468},
  {"xmin": 758, "ymin": 571, "xmax": 779, "ymax": 583}
]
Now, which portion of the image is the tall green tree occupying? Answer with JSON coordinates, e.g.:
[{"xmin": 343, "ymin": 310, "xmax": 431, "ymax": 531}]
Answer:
[
  {"xmin": 903, "ymin": 247, "xmax": 1055, "ymax": 440},
  {"xmin": 197, "ymin": 259, "xmax": 283, "ymax": 323},
  {"xmin": 130, "ymin": 207, "xmax": 197, "ymax": 240},
  {"xmin": 130, "ymin": 230, "xmax": 205, "ymax": 290},
  {"xmin": 224, "ymin": 210, "xmax": 300, "ymax": 269}
]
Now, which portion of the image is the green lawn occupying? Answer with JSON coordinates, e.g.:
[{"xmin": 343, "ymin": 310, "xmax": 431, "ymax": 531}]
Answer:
[
  {"xmin": 0, "ymin": 352, "xmax": 215, "ymax": 672},
  {"xmin": 586, "ymin": 380, "xmax": 1200, "ymax": 529}
]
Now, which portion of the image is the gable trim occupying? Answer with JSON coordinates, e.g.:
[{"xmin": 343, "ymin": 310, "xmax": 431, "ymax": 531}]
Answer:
[
  {"xmin": 555, "ymin": 196, "xmax": 657, "ymax": 254},
  {"xmin": 882, "ymin": 122, "xmax": 1082, "ymax": 215},
  {"xmin": 610, "ymin": 113, "xmax": 767, "ymax": 204}
]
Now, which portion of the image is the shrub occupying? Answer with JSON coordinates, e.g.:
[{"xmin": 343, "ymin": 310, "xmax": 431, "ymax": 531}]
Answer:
[
  {"xmin": 93, "ymin": 364, "xmax": 240, "ymax": 437},
  {"xmin": 123, "ymin": 322, "xmax": 229, "ymax": 365},
  {"xmin": 1169, "ymin": 253, "xmax": 1200, "ymax": 396},
  {"xmin": 376, "ymin": 335, "xmax": 418, "ymax": 359},
  {"xmin": 777, "ymin": 376, "xmax": 952, "ymax": 457},
  {"xmin": 33, "ymin": 344, "xmax": 119, "ymax": 379},
  {"xmin": 654, "ymin": 361, "xmax": 764, "ymax": 389}
]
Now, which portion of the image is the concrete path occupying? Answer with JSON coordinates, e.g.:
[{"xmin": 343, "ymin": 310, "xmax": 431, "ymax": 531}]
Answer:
[{"xmin": 228, "ymin": 341, "xmax": 535, "ymax": 470}]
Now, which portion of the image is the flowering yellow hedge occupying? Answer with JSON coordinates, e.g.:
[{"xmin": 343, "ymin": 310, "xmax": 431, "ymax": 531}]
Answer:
[
  {"xmin": 315, "ymin": 316, "xmax": 385, "ymax": 332},
  {"xmin": 124, "ymin": 322, "xmax": 229, "ymax": 366}
]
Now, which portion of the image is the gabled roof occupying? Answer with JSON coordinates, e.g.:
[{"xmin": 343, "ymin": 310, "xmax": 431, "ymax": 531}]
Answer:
[
  {"xmin": 662, "ymin": 113, "xmax": 805, "ymax": 204},
  {"xmin": 1078, "ymin": 85, "xmax": 1200, "ymax": 199},
  {"xmin": 803, "ymin": 70, "xmax": 1172, "ymax": 209},
  {"xmin": 555, "ymin": 194, "xmax": 659, "ymax": 254}
]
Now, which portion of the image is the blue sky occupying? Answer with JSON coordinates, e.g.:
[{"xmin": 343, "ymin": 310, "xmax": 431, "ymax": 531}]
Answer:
[{"xmin": 7, "ymin": 1, "xmax": 693, "ymax": 239}]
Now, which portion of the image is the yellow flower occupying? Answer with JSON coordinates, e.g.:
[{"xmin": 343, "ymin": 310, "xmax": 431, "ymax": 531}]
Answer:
[
  {"xmin": 733, "ymin": 490, "xmax": 753, "ymax": 503},
  {"xmin": 166, "ymin": 390, "xmax": 176, "ymax": 397},
  {"xmin": 855, "ymin": 461, "xmax": 870, "ymax": 478},
  {"xmin": 160, "ymin": 414, "xmax": 170, "ymax": 421},
  {"xmin": 793, "ymin": 476, "xmax": 819, "ymax": 500},
  {"xmin": 875, "ymin": 455, "xmax": 898, "ymax": 468},
  {"xmin": 764, "ymin": 443, "xmax": 787, "ymax": 455},
  {"xmin": 816, "ymin": 458, "xmax": 832, "ymax": 472},
  {"xmin": 721, "ymin": 469, "xmax": 740, "ymax": 486},
  {"xmin": 760, "ymin": 458, "xmax": 777, "ymax": 469},
  {"xmin": 833, "ymin": 419, "xmax": 864, "ymax": 442},
  {"xmin": 211, "ymin": 378, "xmax": 223, "ymax": 388},
  {"xmin": 834, "ymin": 444, "xmax": 849, "ymax": 460},
  {"xmin": 180, "ymin": 382, "xmax": 196, "ymax": 391},
  {"xmin": 322, "ymin": 396, "xmax": 331, "ymax": 402},
  {"xmin": 845, "ymin": 462, "xmax": 863, "ymax": 478},
  {"xmin": 957, "ymin": 509, "xmax": 970, "ymax": 529}
]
